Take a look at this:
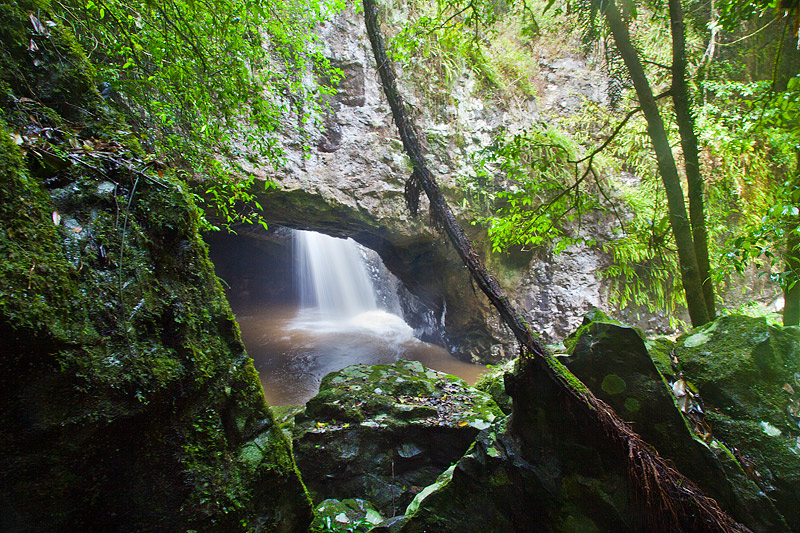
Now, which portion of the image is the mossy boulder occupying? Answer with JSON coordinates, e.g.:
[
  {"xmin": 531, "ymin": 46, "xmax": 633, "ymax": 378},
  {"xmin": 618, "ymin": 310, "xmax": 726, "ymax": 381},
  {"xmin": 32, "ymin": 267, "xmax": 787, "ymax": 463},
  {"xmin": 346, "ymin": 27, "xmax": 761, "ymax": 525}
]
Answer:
[
  {"xmin": 285, "ymin": 360, "xmax": 503, "ymax": 516},
  {"xmin": 473, "ymin": 358, "xmax": 515, "ymax": 414},
  {"xmin": 401, "ymin": 357, "xmax": 645, "ymax": 531},
  {"xmin": 675, "ymin": 315, "xmax": 800, "ymax": 530},
  {"xmin": 564, "ymin": 314, "xmax": 787, "ymax": 532},
  {"xmin": 0, "ymin": 3, "xmax": 310, "ymax": 530}
]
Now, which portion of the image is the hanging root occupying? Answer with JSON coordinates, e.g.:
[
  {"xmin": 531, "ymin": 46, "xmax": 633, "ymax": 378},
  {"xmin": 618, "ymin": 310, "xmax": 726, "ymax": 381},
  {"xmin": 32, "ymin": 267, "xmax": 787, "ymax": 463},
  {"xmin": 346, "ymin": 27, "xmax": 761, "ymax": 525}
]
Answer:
[
  {"xmin": 590, "ymin": 395, "xmax": 751, "ymax": 532},
  {"xmin": 404, "ymin": 170, "xmax": 422, "ymax": 217}
]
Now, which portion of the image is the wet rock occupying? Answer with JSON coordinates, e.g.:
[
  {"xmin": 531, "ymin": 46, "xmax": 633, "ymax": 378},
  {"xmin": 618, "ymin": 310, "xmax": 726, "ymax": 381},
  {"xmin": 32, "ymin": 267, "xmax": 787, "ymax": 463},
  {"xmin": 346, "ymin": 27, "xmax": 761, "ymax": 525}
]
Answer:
[
  {"xmin": 401, "ymin": 315, "xmax": 797, "ymax": 532},
  {"xmin": 311, "ymin": 498, "xmax": 384, "ymax": 531},
  {"xmin": 283, "ymin": 360, "xmax": 502, "ymax": 516},
  {"xmin": 402, "ymin": 359, "xmax": 646, "ymax": 532},
  {"xmin": 473, "ymin": 359, "xmax": 515, "ymax": 415},
  {"xmin": 0, "ymin": 10, "xmax": 310, "ymax": 527},
  {"xmin": 564, "ymin": 311, "xmax": 788, "ymax": 532},
  {"xmin": 675, "ymin": 315, "xmax": 800, "ymax": 530}
]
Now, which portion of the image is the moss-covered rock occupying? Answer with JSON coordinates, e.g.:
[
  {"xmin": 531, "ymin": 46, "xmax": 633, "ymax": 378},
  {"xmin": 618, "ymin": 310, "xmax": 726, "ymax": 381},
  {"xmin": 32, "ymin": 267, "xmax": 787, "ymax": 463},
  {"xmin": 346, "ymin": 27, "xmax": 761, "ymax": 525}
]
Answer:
[
  {"xmin": 310, "ymin": 498, "xmax": 384, "ymax": 532},
  {"xmin": 473, "ymin": 358, "xmax": 515, "ymax": 414},
  {"xmin": 402, "ymin": 314, "xmax": 798, "ymax": 532},
  {"xmin": 675, "ymin": 315, "xmax": 800, "ymax": 530},
  {"xmin": 564, "ymin": 314, "xmax": 787, "ymax": 532},
  {"xmin": 0, "ymin": 3, "xmax": 310, "ymax": 530},
  {"xmin": 286, "ymin": 360, "xmax": 503, "ymax": 516},
  {"xmin": 402, "ymin": 358, "xmax": 642, "ymax": 531}
]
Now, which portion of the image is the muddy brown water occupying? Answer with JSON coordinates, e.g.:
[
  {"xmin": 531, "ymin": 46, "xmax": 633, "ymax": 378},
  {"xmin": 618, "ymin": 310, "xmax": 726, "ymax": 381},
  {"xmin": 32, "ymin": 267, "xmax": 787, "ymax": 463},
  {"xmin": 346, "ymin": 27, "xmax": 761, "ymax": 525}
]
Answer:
[{"xmin": 235, "ymin": 304, "xmax": 487, "ymax": 406}]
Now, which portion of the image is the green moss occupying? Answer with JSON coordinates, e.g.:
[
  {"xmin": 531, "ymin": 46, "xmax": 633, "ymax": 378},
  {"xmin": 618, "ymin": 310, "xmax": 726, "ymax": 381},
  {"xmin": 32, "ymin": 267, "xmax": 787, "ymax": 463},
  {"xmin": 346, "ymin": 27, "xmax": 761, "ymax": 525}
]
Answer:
[
  {"xmin": 601, "ymin": 374, "xmax": 626, "ymax": 395},
  {"xmin": 545, "ymin": 355, "xmax": 590, "ymax": 395},
  {"xmin": 474, "ymin": 358, "xmax": 515, "ymax": 414},
  {"xmin": 0, "ymin": 11, "xmax": 310, "ymax": 528},
  {"xmin": 623, "ymin": 397, "xmax": 640, "ymax": 413}
]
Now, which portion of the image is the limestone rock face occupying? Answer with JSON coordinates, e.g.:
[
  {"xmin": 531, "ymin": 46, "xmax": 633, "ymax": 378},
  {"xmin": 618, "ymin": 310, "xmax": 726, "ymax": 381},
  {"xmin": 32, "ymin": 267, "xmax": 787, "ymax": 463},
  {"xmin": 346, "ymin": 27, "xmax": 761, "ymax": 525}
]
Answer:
[
  {"xmin": 0, "ymin": 4, "xmax": 310, "ymax": 530},
  {"xmin": 236, "ymin": 5, "xmax": 627, "ymax": 357},
  {"xmin": 675, "ymin": 316, "xmax": 800, "ymax": 530},
  {"xmin": 280, "ymin": 360, "xmax": 502, "ymax": 516}
]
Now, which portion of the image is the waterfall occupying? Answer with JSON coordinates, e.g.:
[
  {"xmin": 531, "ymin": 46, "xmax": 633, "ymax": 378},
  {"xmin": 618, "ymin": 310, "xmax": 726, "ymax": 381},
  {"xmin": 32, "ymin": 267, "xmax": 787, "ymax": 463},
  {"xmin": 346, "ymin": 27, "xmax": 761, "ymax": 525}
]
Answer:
[{"xmin": 295, "ymin": 230, "xmax": 378, "ymax": 318}]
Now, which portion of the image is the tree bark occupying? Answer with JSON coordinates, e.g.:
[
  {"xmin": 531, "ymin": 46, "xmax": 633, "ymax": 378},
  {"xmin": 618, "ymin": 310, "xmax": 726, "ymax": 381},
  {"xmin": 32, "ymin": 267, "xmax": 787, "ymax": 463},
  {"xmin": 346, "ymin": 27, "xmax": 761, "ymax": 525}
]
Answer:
[
  {"xmin": 669, "ymin": 0, "xmax": 716, "ymax": 319},
  {"xmin": 773, "ymin": 28, "xmax": 800, "ymax": 326},
  {"xmin": 362, "ymin": 0, "xmax": 745, "ymax": 529},
  {"xmin": 785, "ymin": 225, "xmax": 800, "ymax": 326},
  {"xmin": 604, "ymin": 0, "xmax": 711, "ymax": 326},
  {"xmin": 785, "ymin": 153, "xmax": 800, "ymax": 326}
]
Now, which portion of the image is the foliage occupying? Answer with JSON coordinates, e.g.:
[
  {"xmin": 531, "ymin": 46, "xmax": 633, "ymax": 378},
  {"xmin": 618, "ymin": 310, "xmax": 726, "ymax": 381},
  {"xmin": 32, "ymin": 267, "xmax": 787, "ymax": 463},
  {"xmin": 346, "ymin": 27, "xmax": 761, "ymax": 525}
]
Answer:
[
  {"xmin": 391, "ymin": 0, "xmax": 559, "ymax": 105},
  {"xmin": 466, "ymin": 126, "xmax": 603, "ymax": 254},
  {"xmin": 704, "ymin": 75, "xmax": 800, "ymax": 294},
  {"xmin": 52, "ymin": 0, "xmax": 344, "ymax": 228}
]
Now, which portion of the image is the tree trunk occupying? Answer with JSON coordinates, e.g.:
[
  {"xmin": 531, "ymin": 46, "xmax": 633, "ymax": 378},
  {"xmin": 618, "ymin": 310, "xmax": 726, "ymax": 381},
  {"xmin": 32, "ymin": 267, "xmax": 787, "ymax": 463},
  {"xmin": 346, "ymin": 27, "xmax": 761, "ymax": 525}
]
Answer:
[
  {"xmin": 774, "ymin": 28, "xmax": 800, "ymax": 326},
  {"xmin": 785, "ymin": 153, "xmax": 800, "ymax": 326},
  {"xmin": 785, "ymin": 227, "xmax": 800, "ymax": 326},
  {"xmin": 604, "ymin": 0, "xmax": 711, "ymax": 327},
  {"xmin": 669, "ymin": 0, "xmax": 716, "ymax": 319},
  {"xmin": 362, "ymin": 0, "xmax": 745, "ymax": 529}
]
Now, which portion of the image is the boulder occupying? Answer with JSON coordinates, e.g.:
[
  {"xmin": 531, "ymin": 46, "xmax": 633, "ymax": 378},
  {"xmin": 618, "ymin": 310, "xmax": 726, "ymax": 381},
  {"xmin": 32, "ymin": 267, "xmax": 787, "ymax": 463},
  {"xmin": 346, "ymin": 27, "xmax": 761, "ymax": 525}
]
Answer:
[
  {"xmin": 402, "ymin": 357, "xmax": 647, "ymax": 531},
  {"xmin": 282, "ymin": 360, "xmax": 502, "ymax": 516},
  {"xmin": 311, "ymin": 498, "xmax": 384, "ymax": 532},
  {"xmin": 675, "ymin": 315, "xmax": 800, "ymax": 530},
  {"xmin": 401, "ymin": 314, "xmax": 796, "ymax": 532},
  {"xmin": 564, "ymin": 312, "xmax": 787, "ymax": 532},
  {"xmin": 0, "ymin": 4, "xmax": 310, "ymax": 529}
]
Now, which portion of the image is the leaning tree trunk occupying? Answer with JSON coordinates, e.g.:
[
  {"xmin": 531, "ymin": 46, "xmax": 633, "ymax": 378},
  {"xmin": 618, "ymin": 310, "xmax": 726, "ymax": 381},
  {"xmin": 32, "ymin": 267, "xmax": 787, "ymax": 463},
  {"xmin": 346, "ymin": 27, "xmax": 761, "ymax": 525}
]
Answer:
[
  {"xmin": 362, "ymin": 0, "xmax": 745, "ymax": 529},
  {"xmin": 604, "ymin": 0, "xmax": 711, "ymax": 327},
  {"xmin": 669, "ymin": 0, "xmax": 716, "ymax": 319}
]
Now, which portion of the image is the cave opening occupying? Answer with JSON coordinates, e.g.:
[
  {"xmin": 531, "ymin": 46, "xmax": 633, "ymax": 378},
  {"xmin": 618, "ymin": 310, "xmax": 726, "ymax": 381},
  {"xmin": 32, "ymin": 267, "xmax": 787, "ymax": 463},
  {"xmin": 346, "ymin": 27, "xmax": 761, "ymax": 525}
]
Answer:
[{"xmin": 206, "ymin": 226, "xmax": 486, "ymax": 405}]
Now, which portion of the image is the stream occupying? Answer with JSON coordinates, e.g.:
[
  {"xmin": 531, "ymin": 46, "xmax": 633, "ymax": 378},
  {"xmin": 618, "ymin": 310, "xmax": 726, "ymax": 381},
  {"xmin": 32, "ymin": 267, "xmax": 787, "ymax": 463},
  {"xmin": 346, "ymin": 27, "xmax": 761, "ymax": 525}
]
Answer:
[
  {"xmin": 233, "ymin": 229, "xmax": 486, "ymax": 406},
  {"xmin": 236, "ymin": 304, "xmax": 486, "ymax": 406}
]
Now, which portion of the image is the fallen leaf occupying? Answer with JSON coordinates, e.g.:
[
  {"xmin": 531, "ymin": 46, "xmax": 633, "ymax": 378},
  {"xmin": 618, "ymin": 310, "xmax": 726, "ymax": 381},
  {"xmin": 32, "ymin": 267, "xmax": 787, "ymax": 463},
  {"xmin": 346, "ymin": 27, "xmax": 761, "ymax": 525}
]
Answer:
[
  {"xmin": 71, "ymin": 226, "xmax": 82, "ymax": 233},
  {"xmin": 676, "ymin": 395, "xmax": 690, "ymax": 413},
  {"xmin": 784, "ymin": 383, "xmax": 796, "ymax": 395},
  {"xmin": 28, "ymin": 39, "xmax": 39, "ymax": 52},
  {"xmin": 10, "ymin": 133, "xmax": 23, "ymax": 145},
  {"xmin": 52, "ymin": 211, "xmax": 60, "ymax": 225},
  {"xmin": 672, "ymin": 379, "xmax": 687, "ymax": 397},
  {"xmin": 29, "ymin": 14, "xmax": 49, "ymax": 35}
]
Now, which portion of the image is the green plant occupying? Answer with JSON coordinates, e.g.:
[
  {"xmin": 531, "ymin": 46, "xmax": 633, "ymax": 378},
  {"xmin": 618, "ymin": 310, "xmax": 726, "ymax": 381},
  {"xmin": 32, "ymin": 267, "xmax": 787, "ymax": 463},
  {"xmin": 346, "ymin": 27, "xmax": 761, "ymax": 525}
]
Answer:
[{"xmin": 53, "ymin": 0, "xmax": 344, "ymax": 228}]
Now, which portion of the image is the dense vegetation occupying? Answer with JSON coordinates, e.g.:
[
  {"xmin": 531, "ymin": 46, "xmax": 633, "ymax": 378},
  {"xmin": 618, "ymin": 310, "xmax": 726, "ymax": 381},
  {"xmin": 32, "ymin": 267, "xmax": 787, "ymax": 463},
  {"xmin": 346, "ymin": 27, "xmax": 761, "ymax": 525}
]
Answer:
[
  {"xmin": 17, "ymin": 0, "xmax": 800, "ymax": 326},
  {"xmin": 393, "ymin": 0, "xmax": 799, "ymax": 326}
]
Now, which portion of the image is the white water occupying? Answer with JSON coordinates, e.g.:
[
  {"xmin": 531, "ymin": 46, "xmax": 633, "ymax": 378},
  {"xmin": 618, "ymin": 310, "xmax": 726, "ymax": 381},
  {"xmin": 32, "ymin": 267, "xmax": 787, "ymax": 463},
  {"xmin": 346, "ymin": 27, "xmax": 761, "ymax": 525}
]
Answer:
[
  {"xmin": 295, "ymin": 230, "xmax": 377, "ymax": 318},
  {"xmin": 235, "ymin": 230, "xmax": 485, "ymax": 405}
]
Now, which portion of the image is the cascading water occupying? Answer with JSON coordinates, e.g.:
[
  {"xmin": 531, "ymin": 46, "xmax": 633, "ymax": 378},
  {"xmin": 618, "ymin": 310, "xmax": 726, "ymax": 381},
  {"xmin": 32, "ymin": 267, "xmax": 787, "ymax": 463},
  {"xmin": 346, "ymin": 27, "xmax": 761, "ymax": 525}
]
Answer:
[
  {"xmin": 295, "ymin": 230, "xmax": 377, "ymax": 317},
  {"xmin": 292, "ymin": 230, "xmax": 414, "ymax": 343},
  {"xmin": 232, "ymin": 229, "xmax": 484, "ymax": 405}
]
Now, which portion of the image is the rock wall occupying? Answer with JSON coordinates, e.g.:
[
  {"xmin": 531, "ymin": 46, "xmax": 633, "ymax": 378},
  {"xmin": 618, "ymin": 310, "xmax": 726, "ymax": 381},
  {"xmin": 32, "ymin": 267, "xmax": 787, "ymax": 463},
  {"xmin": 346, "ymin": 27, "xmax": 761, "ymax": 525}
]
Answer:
[
  {"xmin": 227, "ymin": 4, "xmax": 781, "ymax": 359},
  {"xmin": 0, "ymin": 2, "xmax": 310, "ymax": 530},
  {"xmin": 229, "ymin": 5, "xmax": 614, "ymax": 359}
]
